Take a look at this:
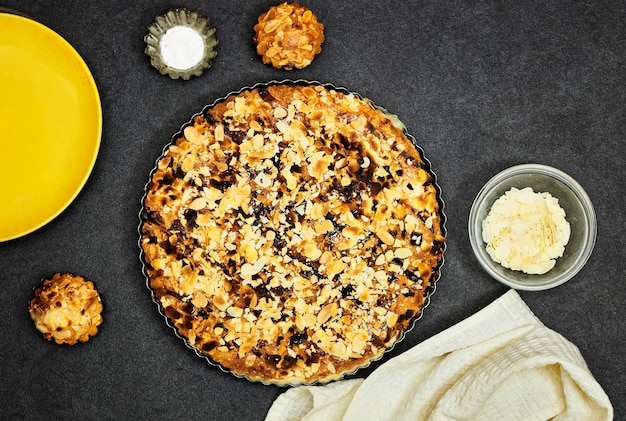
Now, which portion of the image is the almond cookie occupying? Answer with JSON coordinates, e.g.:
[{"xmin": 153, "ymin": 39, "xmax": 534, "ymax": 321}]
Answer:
[
  {"xmin": 140, "ymin": 82, "xmax": 446, "ymax": 384},
  {"xmin": 29, "ymin": 273, "xmax": 104, "ymax": 345},
  {"xmin": 253, "ymin": 2, "xmax": 324, "ymax": 70}
]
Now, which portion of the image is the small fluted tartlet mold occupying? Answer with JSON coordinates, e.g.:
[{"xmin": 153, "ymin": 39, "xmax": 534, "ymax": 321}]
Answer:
[{"xmin": 144, "ymin": 7, "xmax": 218, "ymax": 80}]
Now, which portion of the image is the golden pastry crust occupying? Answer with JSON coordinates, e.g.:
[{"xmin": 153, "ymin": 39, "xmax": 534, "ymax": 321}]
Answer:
[
  {"xmin": 140, "ymin": 83, "xmax": 445, "ymax": 384},
  {"xmin": 253, "ymin": 2, "xmax": 324, "ymax": 70},
  {"xmin": 29, "ymin": 273, "xmax": 104, "ymax": 345}
]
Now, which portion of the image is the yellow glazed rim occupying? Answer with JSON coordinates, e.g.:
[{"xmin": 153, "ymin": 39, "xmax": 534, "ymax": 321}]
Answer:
[{"xmin": 0, "ymin": 13, "xmax": 102, "ymax": 241}]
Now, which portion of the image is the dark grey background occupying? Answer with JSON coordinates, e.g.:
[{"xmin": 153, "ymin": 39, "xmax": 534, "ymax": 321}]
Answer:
[{"xmin": 1, "ymin": 1, "xmax": 624, "ymax": 419}]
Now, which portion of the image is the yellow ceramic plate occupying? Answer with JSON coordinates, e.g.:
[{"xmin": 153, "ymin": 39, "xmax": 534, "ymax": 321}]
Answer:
[{"xmin": 0, "ymin": 13, "xmax": 102, "ymax": 241}]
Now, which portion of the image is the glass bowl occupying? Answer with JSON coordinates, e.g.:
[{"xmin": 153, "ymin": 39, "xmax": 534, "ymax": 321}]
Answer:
[{"xmin": 468, "ymin": 164, "xmax": 596, "ymax": 291}]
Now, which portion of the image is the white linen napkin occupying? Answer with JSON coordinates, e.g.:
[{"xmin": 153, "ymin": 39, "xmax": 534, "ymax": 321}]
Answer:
[{"xmin": 265, "ymin": 290, "xmax": 613, "ymax": 421}]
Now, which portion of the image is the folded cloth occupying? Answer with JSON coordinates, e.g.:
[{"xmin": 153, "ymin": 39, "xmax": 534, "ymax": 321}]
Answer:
[{"xmin": 265, "ymin": 290, "xmax": 613, "ymax": 421}]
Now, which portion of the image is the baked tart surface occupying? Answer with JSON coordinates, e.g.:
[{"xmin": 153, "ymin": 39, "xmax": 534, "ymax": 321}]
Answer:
[{"xmin": 140, "ymin": 82, "xmax": 445, "ymax": 385}]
